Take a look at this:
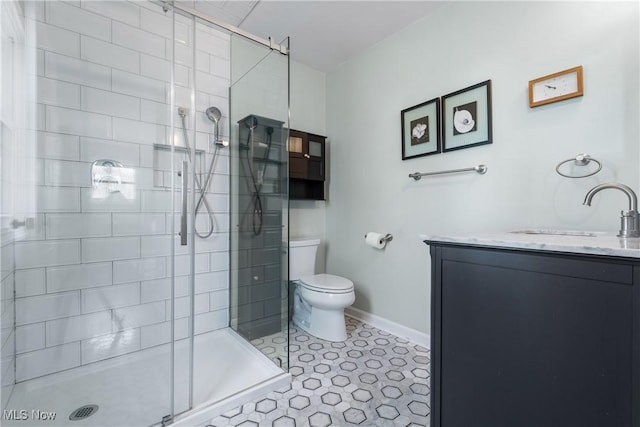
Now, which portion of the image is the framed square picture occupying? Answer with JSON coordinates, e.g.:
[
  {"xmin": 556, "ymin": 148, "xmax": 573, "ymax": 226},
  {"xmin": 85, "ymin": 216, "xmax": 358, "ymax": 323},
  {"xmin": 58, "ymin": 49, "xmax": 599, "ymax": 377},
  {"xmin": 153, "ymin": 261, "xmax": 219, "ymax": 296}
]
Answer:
[
  {"xmin": 401, "ymin": 97, "xmax": 441, "ymax": 160},
  {"xmin": 442, "ymin": 80, "xmax": 492, "ymax": 152}
]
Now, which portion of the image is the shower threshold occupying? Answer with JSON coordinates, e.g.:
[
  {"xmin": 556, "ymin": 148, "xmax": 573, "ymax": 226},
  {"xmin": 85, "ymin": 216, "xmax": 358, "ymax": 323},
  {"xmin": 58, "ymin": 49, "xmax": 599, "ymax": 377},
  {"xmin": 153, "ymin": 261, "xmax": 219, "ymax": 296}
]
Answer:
[{"xmin": 5, "ymin": 328, "xmax": 288, "ymax": 427}]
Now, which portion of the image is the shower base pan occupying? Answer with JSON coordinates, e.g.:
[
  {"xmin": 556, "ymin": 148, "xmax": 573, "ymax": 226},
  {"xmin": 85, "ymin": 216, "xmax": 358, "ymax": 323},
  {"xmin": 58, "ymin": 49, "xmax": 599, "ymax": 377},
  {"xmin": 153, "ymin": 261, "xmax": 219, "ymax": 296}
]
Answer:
[{"xmin": 4, "ymin": 328, "xmax": 289, "ymax": 427}]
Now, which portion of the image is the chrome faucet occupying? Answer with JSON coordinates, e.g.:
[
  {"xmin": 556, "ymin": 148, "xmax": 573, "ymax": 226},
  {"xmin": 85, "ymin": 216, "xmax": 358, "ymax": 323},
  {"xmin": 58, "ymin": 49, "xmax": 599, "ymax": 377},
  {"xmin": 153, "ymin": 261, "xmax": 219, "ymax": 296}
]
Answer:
[{"xmin": 583, "ymin": 182, "xmax": 640, "ymax": 238}]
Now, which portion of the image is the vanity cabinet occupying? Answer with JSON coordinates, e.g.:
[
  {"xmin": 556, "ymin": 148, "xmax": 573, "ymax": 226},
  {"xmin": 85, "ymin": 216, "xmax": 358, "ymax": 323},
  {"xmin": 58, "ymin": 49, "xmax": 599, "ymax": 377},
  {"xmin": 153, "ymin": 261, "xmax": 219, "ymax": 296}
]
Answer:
[
  {"xmin": 288, "ymin": 129, "xmax": 325, "ymax": 200},
  {"xmin": 427, "ymin": 243, "xmax": 639, "ymax": 427}
]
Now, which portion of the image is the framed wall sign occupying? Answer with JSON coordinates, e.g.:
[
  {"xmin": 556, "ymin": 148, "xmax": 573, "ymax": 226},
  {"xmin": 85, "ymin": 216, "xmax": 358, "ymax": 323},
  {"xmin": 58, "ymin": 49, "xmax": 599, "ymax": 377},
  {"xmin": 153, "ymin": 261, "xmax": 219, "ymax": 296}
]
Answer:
[
  {"xmin": 401, "ymin": 97, "xmax": 441, "ymax": 160},
  {"xmin": 442, "ymin": 80, "xmax": 492, "ymax": 152},
  {"xmin": 528, "ymin": 66, "xmax": 583, "ymax": 108}
]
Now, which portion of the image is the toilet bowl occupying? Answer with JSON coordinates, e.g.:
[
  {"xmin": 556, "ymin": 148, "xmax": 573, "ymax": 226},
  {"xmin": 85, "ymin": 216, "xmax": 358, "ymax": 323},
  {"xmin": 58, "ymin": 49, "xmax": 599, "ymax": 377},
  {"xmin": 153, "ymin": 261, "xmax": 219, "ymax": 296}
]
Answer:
[{"xmin": 290, "ymin": 239, "xmax": 355, "ymax": 342}]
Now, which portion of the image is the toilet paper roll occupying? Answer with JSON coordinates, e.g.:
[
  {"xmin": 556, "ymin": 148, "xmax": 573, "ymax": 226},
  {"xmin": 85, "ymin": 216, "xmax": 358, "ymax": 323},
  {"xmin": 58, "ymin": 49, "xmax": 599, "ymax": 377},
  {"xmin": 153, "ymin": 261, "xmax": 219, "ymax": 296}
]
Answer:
[{"xmin": 365, "ymin": 232, "xmax": 386, "ymax": 249}]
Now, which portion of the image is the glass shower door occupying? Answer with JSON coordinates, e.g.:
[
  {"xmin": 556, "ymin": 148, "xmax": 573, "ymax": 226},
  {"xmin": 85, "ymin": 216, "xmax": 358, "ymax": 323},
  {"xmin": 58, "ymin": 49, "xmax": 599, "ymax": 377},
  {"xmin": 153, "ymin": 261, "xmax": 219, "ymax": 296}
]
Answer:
[
  {"xmin": 2, "ymin": 1, "xmax": 180, "ymax": 425},
  {"xmin": 168, "ymin": 8, "xmax": 197, "ymax": 418},
  {"xmin": 170, "ymin": 7, "xmax": 291, "ymax": 416},
  {"xmin": 229, "ymin": 35, "xmax": 290, "ymax": 369}
]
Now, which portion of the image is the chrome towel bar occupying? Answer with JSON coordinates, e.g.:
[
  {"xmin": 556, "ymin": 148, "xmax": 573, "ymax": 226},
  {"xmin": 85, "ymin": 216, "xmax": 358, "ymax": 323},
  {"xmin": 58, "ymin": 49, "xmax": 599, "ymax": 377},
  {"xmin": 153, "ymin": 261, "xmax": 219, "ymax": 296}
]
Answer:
[{"xmin": 409, "ymin": 164, "xmax": 487, "ymax": 181}]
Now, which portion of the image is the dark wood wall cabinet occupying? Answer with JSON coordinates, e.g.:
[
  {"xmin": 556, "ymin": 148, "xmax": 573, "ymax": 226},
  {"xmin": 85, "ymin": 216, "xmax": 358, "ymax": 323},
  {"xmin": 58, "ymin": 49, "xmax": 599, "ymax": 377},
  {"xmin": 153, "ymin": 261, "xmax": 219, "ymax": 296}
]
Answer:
[
  {"xmin": 289, "ymin": 129, "xmax": 325, "ymax": 200},
  {"xmin": 427, "ymin": 242, "xmax": 639, "ymax": 427}
]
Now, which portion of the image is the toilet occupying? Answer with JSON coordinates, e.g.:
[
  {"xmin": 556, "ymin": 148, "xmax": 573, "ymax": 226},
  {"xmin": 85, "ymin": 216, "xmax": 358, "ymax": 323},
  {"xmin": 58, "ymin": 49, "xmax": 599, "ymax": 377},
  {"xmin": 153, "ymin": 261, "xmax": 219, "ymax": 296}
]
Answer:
[{"xmin": 289, "ymin": 238, "xmax": 355, "ymax": 342}]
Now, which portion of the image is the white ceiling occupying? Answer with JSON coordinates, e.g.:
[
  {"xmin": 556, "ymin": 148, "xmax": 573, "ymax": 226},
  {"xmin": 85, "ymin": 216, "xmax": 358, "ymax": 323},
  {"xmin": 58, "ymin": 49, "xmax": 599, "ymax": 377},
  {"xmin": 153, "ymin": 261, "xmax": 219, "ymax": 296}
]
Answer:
[{"xmin": 193, "ymin": 1, "xmax": 444, "ymax": 73}]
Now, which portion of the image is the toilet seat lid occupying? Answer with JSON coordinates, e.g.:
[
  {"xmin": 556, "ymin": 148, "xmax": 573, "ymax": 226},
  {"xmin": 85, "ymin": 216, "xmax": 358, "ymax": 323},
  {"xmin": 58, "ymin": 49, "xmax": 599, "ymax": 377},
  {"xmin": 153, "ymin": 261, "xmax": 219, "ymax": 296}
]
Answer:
[{"xmin": 299, "ymin": 273, "xmax": 354, "ymax": 293}]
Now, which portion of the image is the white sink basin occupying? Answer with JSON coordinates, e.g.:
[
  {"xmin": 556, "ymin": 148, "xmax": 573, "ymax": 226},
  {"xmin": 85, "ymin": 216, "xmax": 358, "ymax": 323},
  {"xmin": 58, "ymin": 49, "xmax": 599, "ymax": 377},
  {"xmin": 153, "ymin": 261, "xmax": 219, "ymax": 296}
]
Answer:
[{"xmin": 509, "ymin": 229, "xmax": 597, "ymax": 237}]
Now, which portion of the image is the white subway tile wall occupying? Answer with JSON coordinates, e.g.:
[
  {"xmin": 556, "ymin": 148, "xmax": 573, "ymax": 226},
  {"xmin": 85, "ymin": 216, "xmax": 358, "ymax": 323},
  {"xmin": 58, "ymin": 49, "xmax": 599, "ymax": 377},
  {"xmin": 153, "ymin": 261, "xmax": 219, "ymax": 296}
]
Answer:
[
  {"xmin": 46, "ymin": 213, "xmax": 112, "ymax": 239},
  {"xmin": 45, "ymin": 52, "xmax": 112, "ymax": 90},
  {"xmin": 16, "ymin": 342, "xmax": 81, "ymax": 382},
  {"xmin": 15, "ymin": 323, "xmax": 45, "ymax": 354},
  {"xmin": 81, "ymin": 36, "xmax": 141, "ymax": 74},
  {"xmin": 15, "ymin": 1, "xmax": 232, "ymax": 381},
  {"xmin": 15, "ymin": 269, "xmax": 46, "ymax": 298},
  {"xmin": 47, "ymin": 262, "xmax": 113, "ymax": 293},
  {"xmin": 35, "ymin": 21, "xmax": 80, "ymax": 57},
  {"xmin": 37, "ymin": 131, "xmax": 80, "ymax": 161},
  {"xmin": 37, "ymin": 77, "xmax": 81, "ymax": 109}
]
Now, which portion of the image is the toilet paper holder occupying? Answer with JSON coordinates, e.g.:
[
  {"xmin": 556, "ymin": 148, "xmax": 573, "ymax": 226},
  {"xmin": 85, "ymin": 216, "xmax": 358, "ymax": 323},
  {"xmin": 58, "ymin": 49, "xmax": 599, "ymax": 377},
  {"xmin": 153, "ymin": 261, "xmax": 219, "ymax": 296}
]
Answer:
[{"xmin": 364, "ymin": 233, "xmax": 393, "ymax": 243}]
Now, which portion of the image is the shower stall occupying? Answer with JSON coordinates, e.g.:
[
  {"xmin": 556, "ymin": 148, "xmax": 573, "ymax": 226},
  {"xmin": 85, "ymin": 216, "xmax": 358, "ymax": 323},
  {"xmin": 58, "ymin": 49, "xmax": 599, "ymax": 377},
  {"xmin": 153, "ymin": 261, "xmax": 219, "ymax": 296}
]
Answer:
[{"xmin": 0, "ymin": 1, "xmax": 290, "ymax": 425}]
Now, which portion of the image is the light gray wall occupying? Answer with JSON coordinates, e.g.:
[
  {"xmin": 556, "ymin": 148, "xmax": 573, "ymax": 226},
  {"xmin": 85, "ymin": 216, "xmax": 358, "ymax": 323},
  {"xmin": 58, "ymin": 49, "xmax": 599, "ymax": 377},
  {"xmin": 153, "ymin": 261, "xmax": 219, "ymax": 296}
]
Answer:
[
  {"xmin": 325, "ymin": 1, "xmax": 639, "ymax": 333},
  {"xmin": 289, "ymin": 61, "xmax": 327, "ymax": 272},
  {"xmin": 290, "ymin": 61, "xmax": 326, "ymax": 136}
]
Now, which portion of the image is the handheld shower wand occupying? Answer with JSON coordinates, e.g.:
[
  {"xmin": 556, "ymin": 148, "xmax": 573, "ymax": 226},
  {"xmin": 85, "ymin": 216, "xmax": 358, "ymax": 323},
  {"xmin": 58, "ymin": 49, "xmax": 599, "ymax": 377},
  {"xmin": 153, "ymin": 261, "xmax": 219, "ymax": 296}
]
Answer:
[
  {"xmin": 205, "ymin": 106, "xmax": 226, "ymax": 146},
  {"xmin": 241, "ymin": 117, "xmax": 274, "ymax": 235},
  {"xmin": 241, "ymin": 116, "xmax": 258, "ymax": 150},
  {"xmin": 177, "ymin": 106, "xmax": 226, "ymax": 238}
]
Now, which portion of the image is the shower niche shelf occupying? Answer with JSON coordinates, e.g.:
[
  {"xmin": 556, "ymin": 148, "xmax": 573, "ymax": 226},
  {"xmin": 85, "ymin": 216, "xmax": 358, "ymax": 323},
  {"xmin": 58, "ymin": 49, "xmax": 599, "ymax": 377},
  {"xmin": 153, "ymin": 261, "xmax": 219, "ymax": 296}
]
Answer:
[
  {"xmin": 289, "ymin": 129, "xmax": 325, "ymax": 200},
  {"xmin": 152, "ymin": 143, "xmax": 204, "ymax": 189}
]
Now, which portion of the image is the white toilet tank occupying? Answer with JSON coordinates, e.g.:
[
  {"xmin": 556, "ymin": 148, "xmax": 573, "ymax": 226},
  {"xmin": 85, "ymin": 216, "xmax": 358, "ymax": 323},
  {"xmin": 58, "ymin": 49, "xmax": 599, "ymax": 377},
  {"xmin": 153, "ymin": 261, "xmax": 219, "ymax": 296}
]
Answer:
[{"xmin": 289, "ymin": 239, "xmax": 320, "ymax": 280}]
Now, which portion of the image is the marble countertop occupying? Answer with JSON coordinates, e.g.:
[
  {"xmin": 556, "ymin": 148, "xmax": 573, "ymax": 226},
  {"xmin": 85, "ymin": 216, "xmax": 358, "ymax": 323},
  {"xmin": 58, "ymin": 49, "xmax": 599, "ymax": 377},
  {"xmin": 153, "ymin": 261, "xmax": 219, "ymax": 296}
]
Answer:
[{"xmin": 420, "ymin": 230, "xmax": 640, "ymax": 259}]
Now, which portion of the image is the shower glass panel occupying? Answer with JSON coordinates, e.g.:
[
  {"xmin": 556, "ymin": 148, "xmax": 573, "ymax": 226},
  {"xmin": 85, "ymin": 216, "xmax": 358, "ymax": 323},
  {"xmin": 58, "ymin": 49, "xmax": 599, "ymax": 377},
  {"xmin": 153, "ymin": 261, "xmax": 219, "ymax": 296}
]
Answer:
[
  {"xmin": 1, "ymin": 2, "xmax": 177, "ymax": 425},
  {"xmin": 169, "ymin": 7, "xmax": 290, "ymax": 418},
  {"xmin": 169, "ymin": 10, "xmax": 237, "ymax": 416},
  {"xmin": 229, "ymin": 35, "xmax": 290, "ymax": 369},
  {"xmin": 1, "ymin": 0, "xmax": 36, "ymax": 413},
  {"xmin": 1, "ymin": 2, "xmax": 291, "ymax": 425},
  {"xmin": 169, "ymin": 10, "xmax": 196, "ymax": 418}
]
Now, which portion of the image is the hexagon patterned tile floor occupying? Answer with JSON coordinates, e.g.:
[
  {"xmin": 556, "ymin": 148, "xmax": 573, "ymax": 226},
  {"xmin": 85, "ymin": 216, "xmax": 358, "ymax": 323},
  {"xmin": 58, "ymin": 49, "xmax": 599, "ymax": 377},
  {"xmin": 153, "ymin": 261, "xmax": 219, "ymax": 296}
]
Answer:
[{"xmin": 203, "ymin": 316, "xmax": 430, "ymax": 426}]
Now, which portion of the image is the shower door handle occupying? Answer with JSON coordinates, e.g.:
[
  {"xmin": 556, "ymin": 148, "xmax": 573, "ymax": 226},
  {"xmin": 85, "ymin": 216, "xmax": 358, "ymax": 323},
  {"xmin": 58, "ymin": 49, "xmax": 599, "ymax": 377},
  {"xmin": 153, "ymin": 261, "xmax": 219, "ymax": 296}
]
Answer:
[{"xmin": 180, "ymin": 160, "xmax": 188, "ymax": 246}]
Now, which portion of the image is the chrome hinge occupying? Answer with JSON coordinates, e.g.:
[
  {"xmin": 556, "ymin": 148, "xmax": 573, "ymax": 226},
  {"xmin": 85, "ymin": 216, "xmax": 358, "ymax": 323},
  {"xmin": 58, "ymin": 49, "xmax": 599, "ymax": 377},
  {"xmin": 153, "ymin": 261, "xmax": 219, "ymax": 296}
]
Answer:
[
  {"xmin": 11, "ymin": 217, "xmax": 35, "ymax": 230},
  {"xmin": 161, "ymin": 414, "xmax": 173, "ymax": 426}
]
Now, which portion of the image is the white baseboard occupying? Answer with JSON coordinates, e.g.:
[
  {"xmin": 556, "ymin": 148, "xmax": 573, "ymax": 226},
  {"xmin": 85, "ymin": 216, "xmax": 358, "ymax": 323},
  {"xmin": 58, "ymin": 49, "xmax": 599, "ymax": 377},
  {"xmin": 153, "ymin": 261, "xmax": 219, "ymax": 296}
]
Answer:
[{"xmin": 345, "ymin": 307, "xmax": 430, "ymax": 349}]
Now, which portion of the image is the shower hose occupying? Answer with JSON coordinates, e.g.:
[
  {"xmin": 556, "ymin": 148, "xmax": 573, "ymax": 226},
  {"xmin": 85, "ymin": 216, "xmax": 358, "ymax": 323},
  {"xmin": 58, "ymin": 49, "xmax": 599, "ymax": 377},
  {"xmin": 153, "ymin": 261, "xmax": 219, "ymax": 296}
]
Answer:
[
  {"xmin": 242, "ymin": 125, "xmax": 274, "ymax": 236},
  {"xmin": 179, "ymin": 113, "xmax": 221, "ymax": 239}
]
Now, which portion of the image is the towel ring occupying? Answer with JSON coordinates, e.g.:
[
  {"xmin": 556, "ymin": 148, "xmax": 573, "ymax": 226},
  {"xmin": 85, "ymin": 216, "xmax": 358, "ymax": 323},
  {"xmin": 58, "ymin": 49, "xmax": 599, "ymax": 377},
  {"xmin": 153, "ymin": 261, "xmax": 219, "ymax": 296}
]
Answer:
[{"xmin": 555, "ymin": 154, "xmax": 602, "ymax": 178}]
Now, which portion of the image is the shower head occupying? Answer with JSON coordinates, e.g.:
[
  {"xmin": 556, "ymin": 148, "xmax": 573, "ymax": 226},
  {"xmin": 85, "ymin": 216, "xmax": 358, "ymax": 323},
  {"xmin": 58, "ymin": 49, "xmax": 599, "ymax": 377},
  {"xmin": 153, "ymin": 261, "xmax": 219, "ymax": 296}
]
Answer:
[
  {"xmin": 205, "ymin": 106, "xmax": 221, "ymax": 124},
  {"xmin": 245, "ymin": 116, "xmax": 258, "ymax": 130},
  {"xmin": 205, "ymin": 106, "xmax": 223, "ymax": 145}
]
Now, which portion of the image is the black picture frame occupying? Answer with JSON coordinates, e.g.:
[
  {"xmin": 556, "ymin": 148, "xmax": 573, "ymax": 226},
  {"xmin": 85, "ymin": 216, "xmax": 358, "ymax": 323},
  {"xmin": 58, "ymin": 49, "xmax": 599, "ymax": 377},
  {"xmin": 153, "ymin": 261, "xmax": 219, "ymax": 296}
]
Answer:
[
  {"xmin": 401, "ymin": 97, "xmax": 441, "ymax": 160},
  {"xmin": 442, "ymin": 80, "xmax": 492, "ymax": 152}
]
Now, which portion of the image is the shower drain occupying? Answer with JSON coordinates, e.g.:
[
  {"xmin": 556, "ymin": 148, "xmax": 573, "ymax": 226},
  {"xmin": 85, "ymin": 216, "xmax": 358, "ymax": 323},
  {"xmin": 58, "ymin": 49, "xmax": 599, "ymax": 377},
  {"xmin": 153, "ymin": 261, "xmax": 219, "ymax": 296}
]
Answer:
[{"xmin": 69, "ymin": 404, "xmax": 99, "ymax": 421}]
